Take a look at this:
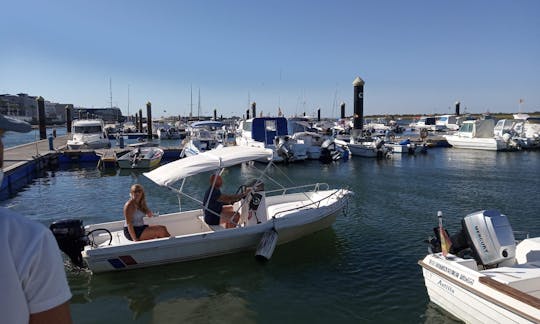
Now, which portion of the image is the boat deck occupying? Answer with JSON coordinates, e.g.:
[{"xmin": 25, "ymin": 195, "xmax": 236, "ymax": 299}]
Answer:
[{"xmin": 482, "ymin": 263, "xmax": 540, "ymax": 298}]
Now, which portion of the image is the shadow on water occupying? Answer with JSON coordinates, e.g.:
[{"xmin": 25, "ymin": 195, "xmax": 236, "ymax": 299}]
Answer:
[{"xmin": 68, "ymin": 228, "xmax": 341, "ymax": 323}]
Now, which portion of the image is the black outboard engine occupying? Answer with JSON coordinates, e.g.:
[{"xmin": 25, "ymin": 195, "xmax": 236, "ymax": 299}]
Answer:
[
  {"xmin": 427, "ymin": 210, "xmax": 516, "ymax": 267},
  {"xmin": 49, "ymin": 219, "xmax": 88, "ymax": 268}
]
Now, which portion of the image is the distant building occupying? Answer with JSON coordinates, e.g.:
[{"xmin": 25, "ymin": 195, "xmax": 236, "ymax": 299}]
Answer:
[
  {"xmin": 72, "ymin": 107, "xmax": 123, "ymax": 123},
  {"xmin": 0, "ymin": 93, "xmax": 124, "ymax": 124}
]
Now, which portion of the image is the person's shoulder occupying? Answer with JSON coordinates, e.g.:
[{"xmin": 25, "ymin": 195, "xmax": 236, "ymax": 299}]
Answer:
[{"xmin": 0, "ymin": 207, "xmax": 47, "ymax": 232}]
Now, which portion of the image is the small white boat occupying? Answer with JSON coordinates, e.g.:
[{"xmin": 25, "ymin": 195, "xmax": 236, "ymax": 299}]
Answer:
[
  {"xmin": 444, "ymin": 119, "xmax": 519, "ymax": 151},
  {"xmin": 156, "ymin": 126, "xmax": 182, "ymax": 140},
  {"xmin": 67, "ymin": 119, "xmax": 111, "ymax": 150},
  {"xmin": 50, "ymin": 146, "xmax": 352, "ymax": 273},
  {"xmin": 117, "ymin": 147, "xmax": 164, "ymax": 169},
  {"xmin": 419, "ymin": 210, "xmax": 540, "ymax": 323},
  {"xmin": 180, "ymin": 121, "xmax": 225, "ymax": 157},
  {"xmin": 348, "ymin": 136, "xmax": 392, "ymax": 158}
]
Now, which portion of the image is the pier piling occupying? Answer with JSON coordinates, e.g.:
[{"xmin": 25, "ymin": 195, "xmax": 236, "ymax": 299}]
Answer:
[
  {"xmin": 66, "ymin": 104, "xmax": 73, "ymax": 133},
  {"xmin": 146, "ymin": 102, "xmax": 152, "ymax": 140},
  {"xmin": 455, "ymin": 101, "xmax": 460, "ymax": 116},
  {"xmin": 252, "ymin": 102, "xmax": 257, "ymax": 119},
  {"xmin": 340, "ymin": 102, "xmax": 346, "ymax": 119},
  {"xmin": 37, "ymin": 96, "xmax": 46, "ymax": 140},
  {"xmin": 353, "ymin": 77, "xmax": 365, "ymax": 136}
]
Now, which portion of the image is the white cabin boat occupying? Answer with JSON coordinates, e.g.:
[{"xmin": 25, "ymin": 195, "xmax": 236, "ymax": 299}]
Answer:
[
  {"xmin": 67, "ymin": 119, "xmax": 111, "ymax": 150},
  {"xmin": 444, "ymin": 119, "xmax": 519, "ymax": 151},
  {"xmin": 419, "ymin": 210, "xmax": 540, "ymax": 323},
  {"xmin": 180, "ymin": 121, "xmax": 225, "ymax": 157},
  {"xmin": 50, "ymin": 146, "xmax": 352, "ymax": 273},
  {"xmin": 236, "ymin": 117, "xmax": 308, "ymax": 162}
]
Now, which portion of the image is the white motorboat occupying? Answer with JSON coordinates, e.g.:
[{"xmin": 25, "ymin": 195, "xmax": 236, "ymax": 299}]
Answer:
[
  {"xmin": 67, "ymin": 119, "xmax": 111, "ymax": 150},
  {"xmin": 384, "ymin": 138, "xmax": 426, "ymax": 154},
  {"xmin": 180, "ymin": 121, "xmax": 224, "ymax": 157},
  {"xmin": 156, "ymin": 126, "xmax": 182, "ymax": 140},
  {"xmin": 419, "ymin": 210, "xmax": 540, "ymax": 323},
  {"xmin": 495, "ymin": 117, "xmax": 540, "ymax": 150},
  {"xmin": 50, "ymin": 146, "xmax": 352, "ymax": 273},
  {"xmin": 291, "ymin": 131, "xmax": 324, "ymax": 160},
  {"xmin": 348, "ymin": 136, "xmax": 392, "ymax": 158},
  {"xmin": 117, "ymin": 146, "xmax": 164, "ymax": 169},
  {"xmin": 444, "ymin": 119, "xmax": 519, "ymax": 151},
  {"xmin": 236, "ymin": 117, "xmax": 308, "ymax": 163}
]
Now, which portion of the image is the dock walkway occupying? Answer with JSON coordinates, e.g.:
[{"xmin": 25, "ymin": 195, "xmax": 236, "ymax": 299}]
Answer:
[{"xmin": 3, "ymin": 135, "xmax": 68, "ymax": 172}]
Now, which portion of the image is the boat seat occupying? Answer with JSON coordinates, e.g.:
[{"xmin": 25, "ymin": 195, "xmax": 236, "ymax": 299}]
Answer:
[
  {"xmin": 197, "ymin": 215, "xmax": 224, "ymax": 231},
  {"xmin": 94, "ymin": 230, "xmax": 134, "ymax": 247},
  {"xmin": 267, "ymin": 201, "xmax": 311, "ymax": 218},
  {"xmin": 482, "ymin": 266, "xmax": 540, "ymax": 298}
]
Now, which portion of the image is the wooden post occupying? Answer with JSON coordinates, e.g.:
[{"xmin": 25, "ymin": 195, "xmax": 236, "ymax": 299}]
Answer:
[
  {"xmin": 138, "ymin": 109, "xmax": 143, "ymax": 132},
  {"xmin": 340, "ymin": 102, "xmax": 346, "ymax": 119},
  {"xmin": 146, "ymin": 102, "xmax": 152, "ymax": 139},
  {"xmin": 37, "ymin": 96, "xmax": 46, "ymax": 139},
  {"xmin": 65, "ymin": 104, "xmax": 72, "ymax": 133}
]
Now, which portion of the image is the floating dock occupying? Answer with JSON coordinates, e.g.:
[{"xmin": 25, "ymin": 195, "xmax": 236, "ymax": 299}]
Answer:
[{"xmin": 1, "ymin": 135, "xmax": 183, "ymax": 199}]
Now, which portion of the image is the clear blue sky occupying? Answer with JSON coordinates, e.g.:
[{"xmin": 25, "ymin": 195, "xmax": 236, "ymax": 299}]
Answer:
[{"xmin": 1, "ymin": 0, "xmax": 539, "ymax": 118}]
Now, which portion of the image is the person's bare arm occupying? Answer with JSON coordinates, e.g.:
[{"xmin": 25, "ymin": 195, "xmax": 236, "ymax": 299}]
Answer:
[{"xmin": 30, "ymin": 301, "xmax": 72, "ymax": 324}]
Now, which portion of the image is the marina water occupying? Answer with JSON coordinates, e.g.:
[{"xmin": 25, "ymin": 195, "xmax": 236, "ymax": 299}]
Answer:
[{"xmin": 2, "ymin": 130, "xmax": 539, "ymax": 323}]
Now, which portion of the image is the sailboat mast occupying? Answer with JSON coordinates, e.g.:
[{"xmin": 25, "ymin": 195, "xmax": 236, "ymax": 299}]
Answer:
[
  {"xmin": 127, "ymin": 84, "xmax": 130, "ymax": 120},
  {"xmin": 197, "ymin": 88, "xmax": 201, "ymax": 119},
  {"xmin": 190, "ymin": 84, "xmax": 193, "ymax": 118},
  {"xmin": 109, "ymin": 78, "xmax": 113, "ymax": 109}
]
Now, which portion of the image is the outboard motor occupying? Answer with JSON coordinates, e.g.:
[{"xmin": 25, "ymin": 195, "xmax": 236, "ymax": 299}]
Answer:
[
  {"xmin": 276, "ymin": 136, "xmax": 294, "ymax": 162},
  {"xmin": 49, "ymin": 219, "xmax": 88, "ymax": 268},
  {"xmin": 428, "ymin": 210, "xmax": 516, "ymax": 267}
]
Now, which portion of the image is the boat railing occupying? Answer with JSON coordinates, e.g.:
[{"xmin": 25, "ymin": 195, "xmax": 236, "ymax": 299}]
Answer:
[
  {"xmin": 265, "ymin": 182, "xmax": 330, "ymax": 196},
  {"xmin": 271, "ymin": 188, "xmax": 347, "ymax": 218}
]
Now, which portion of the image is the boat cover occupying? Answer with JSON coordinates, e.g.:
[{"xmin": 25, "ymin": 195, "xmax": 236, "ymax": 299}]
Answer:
[
  {"xmin": 190, "ymin": 121, "xmax": 223, "ymax": 128},
  {"xmin": 144, "ymin": 146, "xmax": 273, "ymax": 187}
]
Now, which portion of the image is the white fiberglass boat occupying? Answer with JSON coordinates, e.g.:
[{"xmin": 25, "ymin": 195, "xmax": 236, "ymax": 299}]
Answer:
[
  {"xmin": 67, "ymin": 119, "xmax": 111, "ymax": 150},
  {"xmin": 50, "ymin": 146, "xmax": 352, "ymax": 273},
  {"xmin": 419, "ymin": 210, "xmax": 540, "ymax": 323},
  {"xmin": 444, "ymin": 119, "xmax": 519, "ymax": 151},
  {"xmin": 117, "ymin": 146, "xmax": 164, "ymax": 169}
]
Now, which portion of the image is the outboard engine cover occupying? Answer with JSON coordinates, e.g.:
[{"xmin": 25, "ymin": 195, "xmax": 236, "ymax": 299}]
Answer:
[
  {"xmin": 462, "ymin": 210, "xmax": 516, "ymax": 266},
  {"xmin": 50, "ymin": 219, "xmax": 88, "ymax": 268}
]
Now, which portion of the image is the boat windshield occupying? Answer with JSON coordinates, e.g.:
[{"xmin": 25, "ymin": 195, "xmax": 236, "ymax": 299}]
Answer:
[{"xmin": 74, "ymin": 126, "xmax": 103, "ymax": 133}]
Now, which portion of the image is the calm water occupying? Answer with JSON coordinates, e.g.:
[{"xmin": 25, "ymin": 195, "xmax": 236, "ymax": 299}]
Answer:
[{"xmin": 2, "ymin": 134, "xmax": 540, "ymax": 323}]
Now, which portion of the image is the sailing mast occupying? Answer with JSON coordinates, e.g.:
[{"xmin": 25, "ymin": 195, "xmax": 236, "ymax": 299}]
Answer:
[
  {"xmin": 197, "ymin": 88, "xmax": 201, "ymax": 120},
  {"xmin": 190, "ymin": 84, "xmax": 193, "ymax": 118}
]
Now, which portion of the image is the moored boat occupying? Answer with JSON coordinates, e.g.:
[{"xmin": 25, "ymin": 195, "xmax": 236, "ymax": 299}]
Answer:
[
  {"xmin": 67, "ymin": 119, "xmax": 111, "ymax": 150},
  {"xmin": 444, "ymin": 119, "xmax": 520, "ymax": 151},
  {"xmin": 49, "ymin": 146, "xmax": 352, "ymax": 273},
  {"xmin": 117, "ymin": 146, "xmax": 164, "ymax": 169},
  {"xmin": 419, "ymin": 210, "xmax": 540, "ymax": 323}
]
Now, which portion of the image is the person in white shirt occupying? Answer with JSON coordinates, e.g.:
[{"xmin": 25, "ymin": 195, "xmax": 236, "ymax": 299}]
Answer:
[{"xmin": 0, "ymin": 114, "xmax": 72, "ymax": 324}]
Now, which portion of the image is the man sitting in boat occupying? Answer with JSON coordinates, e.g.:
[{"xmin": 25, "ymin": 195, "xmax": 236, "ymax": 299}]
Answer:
[
  {"xmin": 203, "ymin": 175, "xmax": 248, "ymax": 228},
  {"xmin": 124, "ymin": 184, "xmax": 171, "ymax": 241}
]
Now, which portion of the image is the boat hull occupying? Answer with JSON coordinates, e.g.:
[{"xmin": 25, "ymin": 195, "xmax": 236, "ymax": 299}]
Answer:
[
  {"xmin": 83, "ymin": 189, "xmax": 350, "ymax": 273},
  {"xmin": 444, "ymin": 135, "xmax": 511, "ymax": 151},
  {"xmin": 419, "ymin": 253, "xmax": 540, "ymax": 323}
]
